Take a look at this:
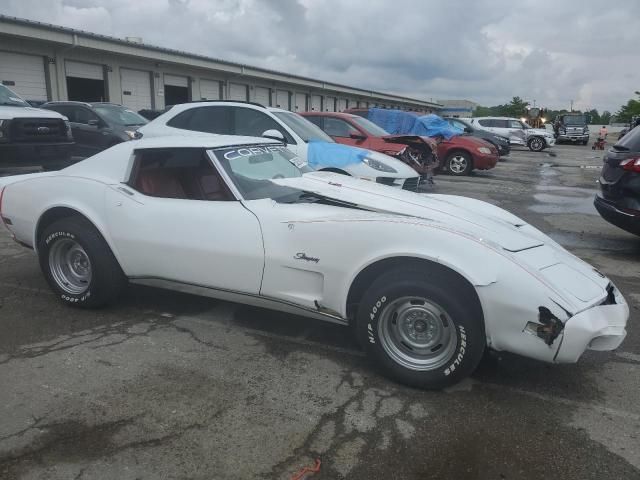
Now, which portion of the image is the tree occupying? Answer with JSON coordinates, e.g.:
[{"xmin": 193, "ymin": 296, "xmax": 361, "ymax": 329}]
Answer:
[
  {"xmin": 505, "ymin": 96, "xmax": 529, "ymax": 118},
  {"xmin": 615, "ymin": 92, "xmax": 640, "ymax": 123},
  {"xmin": 588, "ymin": 109, "xmax": 601, "ymax": 124},
  {"xmin": 473, "ymin": 97, "xmax": 530, "ymax": 118},
  {"xmin": 600, "ymin": 111, "xmax": 611, "ymax": 125}
]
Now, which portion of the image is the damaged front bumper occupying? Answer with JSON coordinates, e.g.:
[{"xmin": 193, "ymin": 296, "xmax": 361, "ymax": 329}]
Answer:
[{"xmin": 554, "ymin": 286, "xmax": 628, "ymax": 363}]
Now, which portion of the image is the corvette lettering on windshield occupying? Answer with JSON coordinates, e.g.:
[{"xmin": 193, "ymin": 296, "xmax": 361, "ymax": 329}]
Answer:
[{"xmin": 223, "ymin": 145, "xmax": 288, "ymax": 160}]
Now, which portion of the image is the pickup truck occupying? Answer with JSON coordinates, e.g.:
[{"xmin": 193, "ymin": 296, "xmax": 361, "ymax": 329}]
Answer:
[{"xmin": 0, "ymin": 85, "xmax": 74, "ymax": 170}]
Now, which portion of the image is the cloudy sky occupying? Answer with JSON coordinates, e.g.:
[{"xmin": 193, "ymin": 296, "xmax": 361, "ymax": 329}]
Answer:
[{"xmin": 1, "ymin": 0, "xmax": 638, "ymax": 112}]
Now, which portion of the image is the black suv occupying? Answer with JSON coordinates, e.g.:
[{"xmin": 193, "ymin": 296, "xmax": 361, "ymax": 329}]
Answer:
[
  {"xmin": 444, "ymin": 117, "xmax": 511, "ymax": 156},
  {"xmin": 594, "ymin": 126, "xmax": 640, "ymax": 236},
  {"xmin": 42, "ymin": 102, "xmax": 148, "ymax": 157}
]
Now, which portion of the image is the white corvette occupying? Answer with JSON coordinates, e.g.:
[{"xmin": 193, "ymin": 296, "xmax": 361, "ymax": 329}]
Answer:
[{"xmin": 0, "ymin": 136, "xmax": 628, "ymax": 389}]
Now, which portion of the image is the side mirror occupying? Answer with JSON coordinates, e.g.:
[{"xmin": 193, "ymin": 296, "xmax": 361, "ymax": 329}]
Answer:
[
  {"xmin": 349, "ymin": 131, "xmax": 366, "ymax": 140},
  {"xmin": 262, "ymin": 129, "xmax": 286, "ymax": 144},
  {"xmin": 88, "ymin": 119, "xmax": 100, "ymax": 127}
]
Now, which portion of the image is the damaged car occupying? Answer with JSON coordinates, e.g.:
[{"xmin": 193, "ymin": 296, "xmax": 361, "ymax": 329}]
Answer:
[
  {"xmin": 0, "ymin": 136, "xmax": 628, "ymax": 389},
  {"xmin": 347, "ymin": 108, "xmax": 499, "ymax": 176},
  {"xmin": 301, "ymin": 111, "xmax": 438, "ymax": 182}
]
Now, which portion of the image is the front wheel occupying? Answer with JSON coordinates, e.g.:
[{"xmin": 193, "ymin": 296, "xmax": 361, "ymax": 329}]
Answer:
[
  {"xmin": 38, "ymin": 217, "xmax": 126, "ymax": 308},
  {"xmin": 356, "ymin": 269, "xmax": 485, "ymax": 389},
  {"xmin": 528, "ymin": 136, "xmax": 546, "ymax": 152},
  {"xmin": 445, "ymin": 152, "xmax": 472, "ymax": 176}
]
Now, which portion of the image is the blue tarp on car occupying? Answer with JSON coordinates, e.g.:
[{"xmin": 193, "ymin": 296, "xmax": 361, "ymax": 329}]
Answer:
[
  {"xmin": 367, "ymin": 108, "xmax": 463, "ymax": 140},
  {"xmin": 307, "ymin": 140, "xmax": 370, "ymax": 169}
]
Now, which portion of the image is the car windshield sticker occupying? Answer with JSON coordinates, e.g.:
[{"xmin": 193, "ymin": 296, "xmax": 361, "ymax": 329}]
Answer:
[{"xmin": 222, "ymin": 145, "xmax": 290, "ymax": 161}]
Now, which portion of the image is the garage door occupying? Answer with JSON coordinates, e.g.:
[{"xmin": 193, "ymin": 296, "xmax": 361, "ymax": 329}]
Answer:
[
  {"xmin": 229, "ymin": 82, "xmax": 248, "ymax": 101},
  {"xmin": 324, "ymin": 96, "xmax": 336, "ymax": 112},
  {"xmin": 120, "ymin": 68, "xmax": 152, "ymax": 111},
  {"xmin": 310, "ymin": 95, "xmax": 322, "ymax": 112},
  {"xmin": 0, "ymin": 52, "xmax": 47, "ymax": 101},
  {"xmin": 164, "ymin": 74, "xmax": 188, "ymax": 88},
  {"xmin": 337, "ymin": 98, "xmax": 348, "ymax": 112},
  {"xmin": 254, "ymin": 86, "xmax": 270, "ymax": 106},
  {"xmin": 294, "ymin": 93, "xmax": 307, "ymax": 112},
  {"xmin": 200, "ymin": 79, "xmax": 221, "ymax": 100},
  {"xmin": 275, "ymin": 89, "xmax": 290, "ymax": 110},
  {"xmin": 66, "ymin": 61, "xmax": 103, "ymax": 80}
]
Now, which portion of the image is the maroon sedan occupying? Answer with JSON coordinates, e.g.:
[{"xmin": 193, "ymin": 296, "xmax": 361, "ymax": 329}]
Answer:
[
  {"xmin": 300, "ymin": 111, "xmax": 438, "ymax": 177},
  {"xmin": 345, "ymin": 109, "xmax": 499, "ymax": 176}
]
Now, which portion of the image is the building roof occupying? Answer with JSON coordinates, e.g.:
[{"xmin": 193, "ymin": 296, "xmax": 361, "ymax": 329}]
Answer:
[{"xmin": 0, "ymin": 14, "xmax": 442, "ymax": 109}]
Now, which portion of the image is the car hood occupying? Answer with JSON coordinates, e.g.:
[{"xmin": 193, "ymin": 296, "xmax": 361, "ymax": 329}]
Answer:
[
  {"xmin": 272, "ymin": 172, "xmax": 543, "ymax": 252},
  {"xmin": 443, "ymin": 135, "xmax": 492, "ymax": 148},
  {"xmin": 0, "ymin": 106, "xmax": 67, "ymax": 120},
  {"xmin": 381, "ymin": 135, "xmax": 438, "ymax": 152}
]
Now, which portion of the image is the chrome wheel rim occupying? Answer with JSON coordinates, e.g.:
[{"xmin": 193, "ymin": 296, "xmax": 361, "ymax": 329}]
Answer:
[
  {"xmin": 48, "ymin": 238, "xmax": 92, "ymax": 295},
  {"xmin": 530, "ymin": 138, "xmax": 543, "ymax": 150},
  {"xmin": 449, "ymin": 155, "xmax": 467, "ymax": 174},
  {"xmin": 378, "ymin": 297, "xmax": 458, "ymax": 371}
]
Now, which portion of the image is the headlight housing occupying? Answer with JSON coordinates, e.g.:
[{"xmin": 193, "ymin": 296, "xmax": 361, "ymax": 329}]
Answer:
[
  {"xmin": 362, "ymin": 157, "xmax": 397, "ymax": 173},
  {"xmin": 477, "ymin": 147, "xmax": 492, "ymax": 154}
]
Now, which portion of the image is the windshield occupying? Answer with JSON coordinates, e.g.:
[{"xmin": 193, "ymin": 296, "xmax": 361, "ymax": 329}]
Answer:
[
  {"xmin": 0, "ymin": 85, "xmax": 29, "ymax": 107},
  {"xmin": 94, "ymin": 105, "xmax": 148, "ymax": 126},
  {"xmin": 351, "ymin": 116, "xmax": 390, "ymax": 136},
  {"xmin": 561, "ymin": 115, "xmax": 587, "ymax": 126},
  {"xmin": 272, "ymin": 111, "xmax": 334, "ymax": 143},
  {"xmin": 213, "ymin": 144, "xmax": 311, "ymax": 200}
]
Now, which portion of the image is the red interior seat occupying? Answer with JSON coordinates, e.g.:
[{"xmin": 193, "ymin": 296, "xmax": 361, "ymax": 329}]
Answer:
[{"xmin": 136, "ymin": 169, "xmax": 186, "ymax": 198}]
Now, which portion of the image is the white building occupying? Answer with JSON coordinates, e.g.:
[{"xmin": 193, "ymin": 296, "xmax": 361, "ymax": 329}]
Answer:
[
  {"xmin": 0, "ymin": 15, "xmax": 442, "ymax": 114},
  {"xmin": 437, "ymin": 99, "xmax": 478, "ymax": 118}
]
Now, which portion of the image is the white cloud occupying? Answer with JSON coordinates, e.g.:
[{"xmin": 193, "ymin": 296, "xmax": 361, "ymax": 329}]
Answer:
[{"xmin": 0, "ymin": 0, "xmax": 637, "ymax": 111}]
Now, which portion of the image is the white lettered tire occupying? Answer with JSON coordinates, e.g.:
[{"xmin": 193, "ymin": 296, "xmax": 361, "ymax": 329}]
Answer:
[
  {"xmin": 356, "ymin": 268, "xmax": 485, "ymax": 389},
  {"xmin": 38, "ymin": 217, "xmax": 126, "ymax": 308}
]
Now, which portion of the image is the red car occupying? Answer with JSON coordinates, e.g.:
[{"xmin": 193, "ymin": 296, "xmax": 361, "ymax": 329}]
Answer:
[
  {"xmin": 300, "ymin": 112, "xmax": 438, "ymax": 178},
  {"xmin": 345, "ymin": 109, "xmax": 499, "ymax": 176}
]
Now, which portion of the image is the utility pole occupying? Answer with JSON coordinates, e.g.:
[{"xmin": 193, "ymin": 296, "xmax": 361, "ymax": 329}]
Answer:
[{"xmin": 570, "ymin": 99, "xmax": 573, "ymax": 112}]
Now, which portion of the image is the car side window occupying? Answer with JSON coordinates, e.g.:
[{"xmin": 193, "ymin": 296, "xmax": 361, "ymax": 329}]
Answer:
[
  {"xmin": 73, "ymin": 107, "xmax": 100, "ymax": 125},
  {"xmin": 324, "ymin": 117, "xmax": 356, "ymax": 137},
  {"xmin": 508, "ymin": 120, "xmax": 523, "ymax": 129},
  {"xmin": 128, "ymin": 148, "xmax": 234, "ymax": 201},
  {"xmin": 478, "ymin": 119, "xmax": 491, "ymax": 127},
  {"xmin": 167, "ymin": 106, "xmax": 233, "ymax": 134},
  {"xmin": 305, "ymin": 116, "xmax": 324, "ymax": 129},
  {"xmin": 44, "ymin": 105, "xmax": 69, "ymax": 120},
  {"xmin": 232, "ymin": 107, "xmax": 295, "ymax": 144}
]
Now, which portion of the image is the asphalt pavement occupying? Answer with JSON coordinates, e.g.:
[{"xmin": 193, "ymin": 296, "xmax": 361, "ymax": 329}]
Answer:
[{"xmin": 0, "ymin": 144, "xmax": 639, "ymax": 479}]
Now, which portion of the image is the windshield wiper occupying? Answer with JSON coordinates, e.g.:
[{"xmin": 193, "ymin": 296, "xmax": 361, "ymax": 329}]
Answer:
[{"xmin": 0, "ymin": 101, "xmax": 26, "ymax": 106}]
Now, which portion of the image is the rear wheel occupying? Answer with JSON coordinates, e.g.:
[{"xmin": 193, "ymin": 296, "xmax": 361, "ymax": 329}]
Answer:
[
  {"xmin": 445, "ymin": 152, "xmax": 472, "ymax": 176},
  {"xmin": 38, "ymin": 217, "xmax": 126, "ymax": 308},
  {"xmin": 356, "ymin": 269, "xmax": 485, "ymax": 389}
]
